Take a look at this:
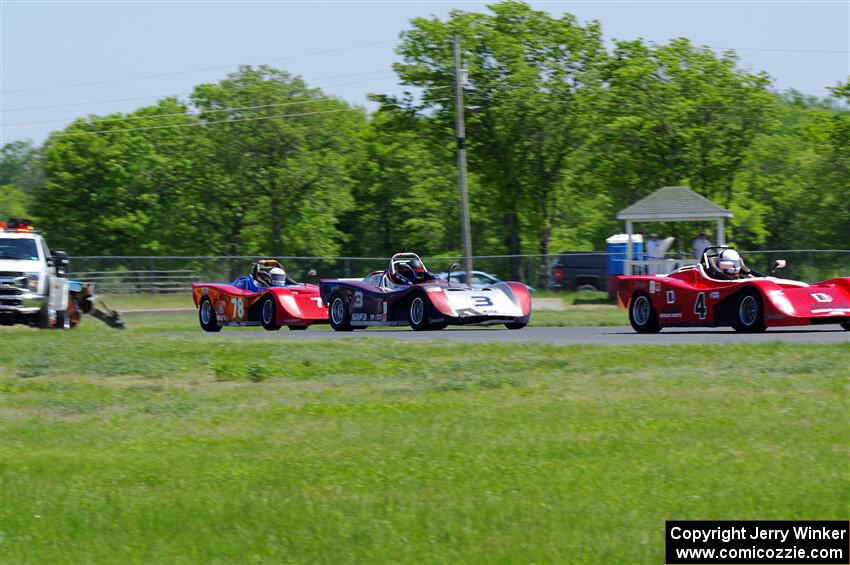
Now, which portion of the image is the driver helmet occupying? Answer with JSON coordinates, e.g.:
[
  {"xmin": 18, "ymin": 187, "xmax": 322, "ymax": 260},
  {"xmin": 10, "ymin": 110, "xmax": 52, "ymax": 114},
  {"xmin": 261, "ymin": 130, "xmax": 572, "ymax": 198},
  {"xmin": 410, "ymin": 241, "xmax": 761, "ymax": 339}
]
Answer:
[
  {"xmin": 717, "ymin": 249, "xmax": 742, "ymax": 276},
  {"xmin": 401, "ymin": 259, "xmax": 427, "ymax": 282},
  {"xmin": 393, "ymin": 263, "xmax": 415, "ymax": 285},
  {"xmin": 267, "ymin": 267, "xmax": 286, "ymax": 286}
]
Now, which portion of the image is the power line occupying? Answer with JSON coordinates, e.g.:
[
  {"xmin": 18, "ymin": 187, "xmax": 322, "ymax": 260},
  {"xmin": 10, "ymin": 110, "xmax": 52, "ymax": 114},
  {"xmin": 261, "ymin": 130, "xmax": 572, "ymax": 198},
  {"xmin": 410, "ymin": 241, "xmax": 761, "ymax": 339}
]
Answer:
[
  {"xmin": 46, "ymin": 96, "xmax": 453, "ymax": 138},
  {"xmin": 1, "ymin": 70, "xmax": 396, "ymax": 113},
  {"xmin": 1, "ymin": 40, "xmax": 396, "ymax": 94},
  {"xmin": 2, "ymin": 97, "xmax": 341, "ymax": 130},
  {"xmin": 708, "ymin": 45, "xmax": 848, "ymax": 54},
  {"xmin": 4, "ymin": 37, "xmax": 842, "ymax": 97}
]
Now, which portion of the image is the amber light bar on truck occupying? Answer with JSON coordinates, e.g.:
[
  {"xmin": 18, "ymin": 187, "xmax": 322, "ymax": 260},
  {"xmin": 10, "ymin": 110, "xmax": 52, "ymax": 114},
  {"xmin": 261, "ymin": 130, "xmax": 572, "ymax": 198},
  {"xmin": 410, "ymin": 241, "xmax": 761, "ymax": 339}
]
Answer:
[{"xmin": 0, "ymin": 218, "xmax": 36, "ymax": 233}]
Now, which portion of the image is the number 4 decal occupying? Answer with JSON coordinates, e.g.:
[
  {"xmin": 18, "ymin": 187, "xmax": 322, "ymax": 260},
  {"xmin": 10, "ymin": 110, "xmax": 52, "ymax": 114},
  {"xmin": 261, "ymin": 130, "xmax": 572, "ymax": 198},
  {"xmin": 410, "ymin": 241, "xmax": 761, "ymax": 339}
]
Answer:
[{"xmin": 693, "ymin": 292, "xmax": 707, "ymax": 320}]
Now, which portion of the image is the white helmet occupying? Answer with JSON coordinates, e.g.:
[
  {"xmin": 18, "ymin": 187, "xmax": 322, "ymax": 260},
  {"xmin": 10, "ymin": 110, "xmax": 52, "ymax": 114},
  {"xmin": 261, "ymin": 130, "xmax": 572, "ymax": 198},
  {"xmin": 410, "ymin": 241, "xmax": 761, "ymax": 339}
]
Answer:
[
  {"xmin": 718, "ymin": 249, "xmax": 741, "ymax": 276},
  {"xmin": 268, "ymin": 267, "xmax": 287, "ymax": 286}
]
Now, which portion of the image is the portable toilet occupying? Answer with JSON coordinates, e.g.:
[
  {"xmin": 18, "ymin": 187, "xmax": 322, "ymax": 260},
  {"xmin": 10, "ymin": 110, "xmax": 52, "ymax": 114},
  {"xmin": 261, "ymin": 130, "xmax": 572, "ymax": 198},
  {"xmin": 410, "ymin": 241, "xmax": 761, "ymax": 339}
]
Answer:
[{"xmin": 606, "ymin": 234, "xmax": 643, "ymax": 297}]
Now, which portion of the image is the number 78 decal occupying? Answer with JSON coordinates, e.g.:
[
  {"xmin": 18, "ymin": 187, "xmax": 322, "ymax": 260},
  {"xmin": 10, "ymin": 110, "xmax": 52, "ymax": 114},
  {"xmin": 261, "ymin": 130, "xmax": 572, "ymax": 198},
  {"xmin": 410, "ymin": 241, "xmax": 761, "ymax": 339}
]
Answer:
[{"xmin": 693, "ymin": 292, "xmax": 707, "ymax": 319}]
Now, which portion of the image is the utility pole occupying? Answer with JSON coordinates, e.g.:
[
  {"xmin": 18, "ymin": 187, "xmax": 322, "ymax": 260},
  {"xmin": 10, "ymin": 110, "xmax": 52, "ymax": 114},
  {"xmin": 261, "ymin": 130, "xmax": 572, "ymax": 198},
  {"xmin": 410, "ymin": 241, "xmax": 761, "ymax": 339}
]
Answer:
[{"xmin": 453, "ymin": 31, "xmax": 474, "ymax": 280}]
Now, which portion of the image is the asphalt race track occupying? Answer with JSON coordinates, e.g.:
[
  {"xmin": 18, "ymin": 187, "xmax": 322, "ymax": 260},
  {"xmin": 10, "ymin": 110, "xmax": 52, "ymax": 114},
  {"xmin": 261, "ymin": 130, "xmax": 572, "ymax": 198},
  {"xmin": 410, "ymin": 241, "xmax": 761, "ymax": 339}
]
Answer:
[{"xmin": 201, "ymin": 325, "xmax": 850, "ymax": 345}]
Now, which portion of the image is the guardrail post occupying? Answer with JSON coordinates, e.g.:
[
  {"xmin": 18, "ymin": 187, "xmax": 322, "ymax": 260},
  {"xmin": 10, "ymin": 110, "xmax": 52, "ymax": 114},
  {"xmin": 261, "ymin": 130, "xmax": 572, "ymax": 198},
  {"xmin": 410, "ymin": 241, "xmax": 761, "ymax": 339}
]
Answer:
[{"xmin": 149, "ymin": 258, "xmax": 156, "ymax": 294}]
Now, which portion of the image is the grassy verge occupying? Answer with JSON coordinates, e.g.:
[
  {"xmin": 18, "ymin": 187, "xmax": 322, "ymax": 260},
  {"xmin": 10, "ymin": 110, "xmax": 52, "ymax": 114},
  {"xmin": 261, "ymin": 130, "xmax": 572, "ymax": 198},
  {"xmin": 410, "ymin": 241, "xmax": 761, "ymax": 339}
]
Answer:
[{"xmin": 1, "ymin": 321, "xmax": 847, "ymax": 563}]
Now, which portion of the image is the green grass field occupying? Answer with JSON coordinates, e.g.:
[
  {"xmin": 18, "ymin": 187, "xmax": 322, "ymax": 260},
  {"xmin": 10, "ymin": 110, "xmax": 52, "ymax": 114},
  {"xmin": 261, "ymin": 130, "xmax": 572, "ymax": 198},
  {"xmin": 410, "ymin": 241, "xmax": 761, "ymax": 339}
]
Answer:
[{"xmin": 1, "ymin": 316, "xmax": 847, "ymax": 563}]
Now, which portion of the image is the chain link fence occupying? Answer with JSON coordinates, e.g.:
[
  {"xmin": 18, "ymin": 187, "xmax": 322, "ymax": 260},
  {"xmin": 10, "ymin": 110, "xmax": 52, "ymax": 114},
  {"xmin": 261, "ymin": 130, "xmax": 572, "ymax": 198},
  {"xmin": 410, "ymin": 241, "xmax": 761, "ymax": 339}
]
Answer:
[{"xmin": 65, "ymin": 250, "xmax": 850, "ymax": 294}]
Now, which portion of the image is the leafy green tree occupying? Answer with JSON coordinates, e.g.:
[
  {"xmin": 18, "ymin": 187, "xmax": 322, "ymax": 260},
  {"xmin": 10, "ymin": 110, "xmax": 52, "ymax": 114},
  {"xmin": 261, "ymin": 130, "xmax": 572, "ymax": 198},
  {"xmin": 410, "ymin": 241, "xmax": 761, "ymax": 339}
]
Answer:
[
  {"xmin": 341, "ymin": 99, "xmax": 462, "ymax": 259},
  {"xmin": 190, "ymin": 66, "xmax": 367, "ymax": 259},
  {"xmin": 38, "ymin": 98, "xmax": 198, "ymax": 254},
  {"xmin": 731, "ymin": 94, "xmax": 849, "ymax": 249},
  {"xmin": 390, "ymin": 1, "xmax": 608, "ymax": 282},
  {"xmin": 0, "ymin": 140, "xmax": 44, "ymax": 218}
]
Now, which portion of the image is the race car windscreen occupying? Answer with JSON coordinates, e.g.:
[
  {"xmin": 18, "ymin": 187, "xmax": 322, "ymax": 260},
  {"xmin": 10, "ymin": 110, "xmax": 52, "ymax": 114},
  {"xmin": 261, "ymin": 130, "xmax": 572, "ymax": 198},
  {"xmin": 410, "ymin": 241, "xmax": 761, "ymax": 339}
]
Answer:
[{"xmin": 0, "ymin": 238, "xmax": 39, "ymax": 260}]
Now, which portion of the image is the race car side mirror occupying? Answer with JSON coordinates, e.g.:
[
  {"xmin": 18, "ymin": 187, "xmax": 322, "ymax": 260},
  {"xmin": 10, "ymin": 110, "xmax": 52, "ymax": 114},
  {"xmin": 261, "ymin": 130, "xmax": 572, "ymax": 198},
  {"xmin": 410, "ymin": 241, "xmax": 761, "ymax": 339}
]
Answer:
[{"xmin": 772, "ymin": 259, "xmax": 786, "ymax": 272}]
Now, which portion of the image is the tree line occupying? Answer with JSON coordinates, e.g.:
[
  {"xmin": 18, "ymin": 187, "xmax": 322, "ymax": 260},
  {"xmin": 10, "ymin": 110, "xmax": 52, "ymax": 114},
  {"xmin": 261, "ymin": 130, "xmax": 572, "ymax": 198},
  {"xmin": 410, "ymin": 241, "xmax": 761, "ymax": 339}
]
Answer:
[{"xmin": 2, "ymin": 1, "xmax": 847, "ymax": 282}]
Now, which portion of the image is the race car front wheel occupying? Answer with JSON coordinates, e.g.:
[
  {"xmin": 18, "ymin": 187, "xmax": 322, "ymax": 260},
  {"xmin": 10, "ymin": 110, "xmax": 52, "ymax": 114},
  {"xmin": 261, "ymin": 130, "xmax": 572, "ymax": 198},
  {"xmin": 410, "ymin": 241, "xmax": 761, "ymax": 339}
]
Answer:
[
  {"xmin": 199, "ymin": 298, "xmax": 222, "ymax": 332},
  {"xmin": 733, "ymin": 289, "xmax": 766, "ymax": 333},
  {"xmin": 260, "ymin": 295, "xmax": 282, "ymax": 331},
  {"xmin": 629, "ymin": 292, "xmax": 660, "ymax": 333},
  {"xmin": 329, "ymin": 293, "xmax": 353, "ymax": 331},
  {"xmin": 409, "ymin": 295, "xmax": 429, "ymax": 331}
]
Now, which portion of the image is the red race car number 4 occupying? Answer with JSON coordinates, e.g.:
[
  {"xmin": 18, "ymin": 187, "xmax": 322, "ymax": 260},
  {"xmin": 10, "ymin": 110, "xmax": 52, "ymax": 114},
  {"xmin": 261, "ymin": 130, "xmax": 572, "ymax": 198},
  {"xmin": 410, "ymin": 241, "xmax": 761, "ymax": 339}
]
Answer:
[{"xmin": 693, "ymin": 292, "xmax": 707, "ymax": 320}]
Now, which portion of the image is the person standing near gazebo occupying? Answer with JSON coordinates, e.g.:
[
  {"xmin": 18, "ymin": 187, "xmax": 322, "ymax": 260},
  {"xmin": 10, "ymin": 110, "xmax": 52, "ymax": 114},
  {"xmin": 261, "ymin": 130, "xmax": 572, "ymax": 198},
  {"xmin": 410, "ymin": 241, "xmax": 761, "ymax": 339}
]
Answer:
[
  {"xmin": 693, "ymin": 231, "xmax": 712, "ymax": 260},
  {"xmin": 646, "ymin": 233, "xmax": 662, "ymax": 260}
]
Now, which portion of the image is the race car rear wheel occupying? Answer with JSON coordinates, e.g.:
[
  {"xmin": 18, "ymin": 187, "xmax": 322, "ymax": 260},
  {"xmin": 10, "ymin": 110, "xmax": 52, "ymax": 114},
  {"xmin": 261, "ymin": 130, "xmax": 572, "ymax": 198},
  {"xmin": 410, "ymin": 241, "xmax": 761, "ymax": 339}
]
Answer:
[
  {"xmin": 733, "ymin": 289, "xmax": 766, "ymax": 333},
  {"xmin": 199, "ymin": 298, "xmax": 222, "ymax": 332},
  {"xmin": 409, "ymin": 295, "xmax": 429, "ymax": 331},
  {"xmin": 629, "ymin": 292, "xmax": 660, "ymax": 333},
  {"xmin": 329, "ymin": 293, "xmax": 353, "ymax": 331},
  {"xmin": 260, "ymin": 295, "xmax": 282, "ymax": 331}
]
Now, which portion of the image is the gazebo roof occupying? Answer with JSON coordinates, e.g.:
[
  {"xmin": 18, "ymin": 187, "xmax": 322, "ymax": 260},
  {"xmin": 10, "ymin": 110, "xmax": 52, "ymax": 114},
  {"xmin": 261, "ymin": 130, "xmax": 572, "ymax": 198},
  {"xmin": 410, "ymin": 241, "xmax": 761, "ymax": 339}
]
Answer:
[{"xmin": 616, "ymin": 186, "xmax": 732, "ymax": 221}]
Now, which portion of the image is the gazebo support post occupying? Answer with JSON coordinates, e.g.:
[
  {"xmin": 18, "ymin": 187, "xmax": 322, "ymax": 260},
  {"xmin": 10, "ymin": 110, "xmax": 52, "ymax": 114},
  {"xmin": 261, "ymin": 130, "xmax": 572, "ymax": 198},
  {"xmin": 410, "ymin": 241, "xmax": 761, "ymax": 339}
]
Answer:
[
  {"xmin": 716, "ymin": 218, "xmax": 726, "ymax": 246},
  {"xmin": 625, "ymin": 220, "xmax": 633, "ymax": 274}
]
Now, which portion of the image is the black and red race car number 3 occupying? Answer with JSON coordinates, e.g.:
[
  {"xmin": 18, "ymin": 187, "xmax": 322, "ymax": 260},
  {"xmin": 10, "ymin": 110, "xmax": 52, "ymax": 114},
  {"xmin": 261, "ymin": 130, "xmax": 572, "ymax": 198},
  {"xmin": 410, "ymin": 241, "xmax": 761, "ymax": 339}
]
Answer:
[{"xmin": 693, "ymin": 292, "xmax": 707, "ymax": 319}]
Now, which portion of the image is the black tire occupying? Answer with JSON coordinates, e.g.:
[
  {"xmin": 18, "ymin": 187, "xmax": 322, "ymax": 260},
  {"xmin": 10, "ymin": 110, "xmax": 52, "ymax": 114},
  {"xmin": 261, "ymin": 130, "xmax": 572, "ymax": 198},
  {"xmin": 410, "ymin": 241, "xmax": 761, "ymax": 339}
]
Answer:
[
  {"xmin": 842, "ymin": 323, "xmax": 850, "ymax": 331},
  {"xmin": 198, "ymin": 298, "xmax": 222, "ymax": 332},
  {"xmin": 260, "ymin": 295, "xmax": 282, "ymax": 331},
  {"xmin": 628, "ymin": 292, "xmax": 660, "ymax": 333},
  {"xmin": 37, "ymin": 304, "xmax": 50, "ymax": 329},
  {"xmin": 408, "ymin": 294, "xmax": 429, "ymax": 331},
  {"xmin": 288, "ymin": 325, "xmax": 308, "ymax": 331},
  {"xmin": 56, "ymin": 310, "xmax": 69, "ymax": 330},
  {"xmin": 328, "ymin": 293, "xmax": 353, "ymax": 332},
  {"xmin": 505, "ymin": 322, "xmax": 527, "ymax": 330},
  {"xmin": 733, "ymin": 289, "xmax": 766, "ymax": 333}
]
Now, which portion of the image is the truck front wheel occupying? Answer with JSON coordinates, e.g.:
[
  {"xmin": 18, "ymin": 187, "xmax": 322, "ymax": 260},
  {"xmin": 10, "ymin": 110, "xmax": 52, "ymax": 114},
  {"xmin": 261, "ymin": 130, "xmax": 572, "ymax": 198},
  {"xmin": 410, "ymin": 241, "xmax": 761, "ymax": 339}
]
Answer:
[{"xmin": 38, "ymin": 304, "xmax": 50, "ymax": 329}]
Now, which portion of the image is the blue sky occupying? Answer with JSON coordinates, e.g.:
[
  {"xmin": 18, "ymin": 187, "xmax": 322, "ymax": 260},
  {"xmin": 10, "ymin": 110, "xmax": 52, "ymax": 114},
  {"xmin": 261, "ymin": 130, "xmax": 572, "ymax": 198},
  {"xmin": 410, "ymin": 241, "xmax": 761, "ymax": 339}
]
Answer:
[{"xmin": 2, "ymin": 1, "xmax": 848, "ymax": 145}]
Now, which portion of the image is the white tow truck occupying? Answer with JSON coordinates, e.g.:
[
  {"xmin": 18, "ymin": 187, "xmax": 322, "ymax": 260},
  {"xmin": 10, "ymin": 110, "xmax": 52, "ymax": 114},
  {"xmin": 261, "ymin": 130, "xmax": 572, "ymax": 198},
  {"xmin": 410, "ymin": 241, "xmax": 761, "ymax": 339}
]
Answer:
[{"xmin": 0, "ymin": 218, "xmax": 123, "ymax": 329}]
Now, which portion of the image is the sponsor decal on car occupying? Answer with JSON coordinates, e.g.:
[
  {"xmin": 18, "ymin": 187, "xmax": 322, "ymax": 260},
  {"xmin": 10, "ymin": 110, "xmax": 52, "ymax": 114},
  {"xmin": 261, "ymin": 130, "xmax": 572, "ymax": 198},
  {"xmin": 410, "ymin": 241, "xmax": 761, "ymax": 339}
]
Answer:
[
  {"xmin": 666, "ymin": 290, "xmax": 675, "ymax": 304},
  {"xmin": 810, "ymin": 307, "xmax": 850, "ymax": 314},
  {"xmin": 659, "ymin": 313, "xmax": 683, "ymax": 319},
  {"xmin": 810, "ymin": 292, "xmax": 833, "ymax": 303},
  {"xmin": 709, "ymin": 291, "xmax": 720, "ymax": 299}
]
